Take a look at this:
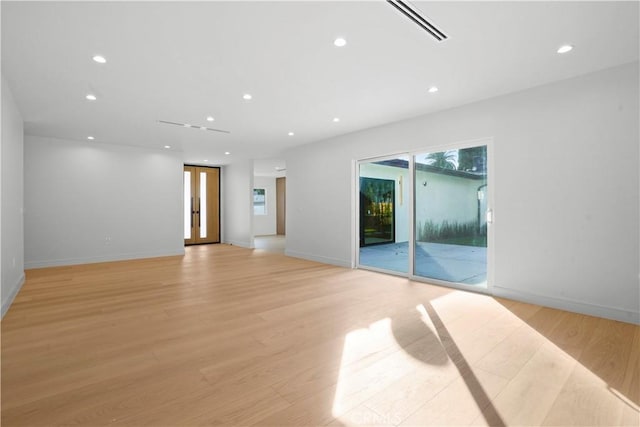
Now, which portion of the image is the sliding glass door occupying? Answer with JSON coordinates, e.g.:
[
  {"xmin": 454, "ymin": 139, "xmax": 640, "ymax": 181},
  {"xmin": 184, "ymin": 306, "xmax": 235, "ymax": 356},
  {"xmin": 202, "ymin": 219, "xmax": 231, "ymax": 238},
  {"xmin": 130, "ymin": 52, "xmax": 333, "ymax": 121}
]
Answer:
[
  {"xmin": 356, "ymin": 142, "xmax": 490, "ymax": 289},
  {"xmin": 414, "ymin": 145, "xmax": 488, "ymax": 286}
]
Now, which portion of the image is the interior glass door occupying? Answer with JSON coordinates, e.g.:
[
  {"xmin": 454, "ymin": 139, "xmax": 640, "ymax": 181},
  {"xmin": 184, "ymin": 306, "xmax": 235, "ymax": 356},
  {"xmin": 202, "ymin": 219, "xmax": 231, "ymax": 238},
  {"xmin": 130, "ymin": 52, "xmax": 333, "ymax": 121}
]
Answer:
[
  {"xmin": 358, "ymin": 156, "xmax": 410, "ymax": 274},
  {"xmin": 413, "ymin": 145, "xmax": 488, "ymax": 286}
]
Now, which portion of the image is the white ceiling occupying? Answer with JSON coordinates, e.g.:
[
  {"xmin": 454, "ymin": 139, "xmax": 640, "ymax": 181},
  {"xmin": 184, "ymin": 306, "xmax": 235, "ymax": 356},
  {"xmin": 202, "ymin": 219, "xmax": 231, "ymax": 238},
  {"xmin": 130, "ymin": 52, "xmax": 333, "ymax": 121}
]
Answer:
[{"xmin": 2, "ymin": 1, "xmax": 638, "ymax": 168}]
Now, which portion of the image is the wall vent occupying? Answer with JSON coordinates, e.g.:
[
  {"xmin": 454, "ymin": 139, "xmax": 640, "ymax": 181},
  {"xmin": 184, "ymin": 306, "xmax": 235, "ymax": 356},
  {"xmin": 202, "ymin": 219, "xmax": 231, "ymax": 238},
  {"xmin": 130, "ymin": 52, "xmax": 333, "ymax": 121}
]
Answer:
[{"xmin": 387, "ymin": 0, "xmax": 448, "ymax": 42}]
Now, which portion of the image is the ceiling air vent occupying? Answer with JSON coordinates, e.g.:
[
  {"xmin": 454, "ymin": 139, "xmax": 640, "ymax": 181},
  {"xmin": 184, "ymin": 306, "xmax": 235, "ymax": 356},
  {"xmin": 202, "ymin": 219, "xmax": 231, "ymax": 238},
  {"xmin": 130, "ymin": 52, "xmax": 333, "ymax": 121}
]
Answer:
[
  {"xmin": 158, "ymin": 120, "xmax": 230, "ymax": 134},
  {"xmin": 387, "ymin": 0, "xmax": 448, "ymax": 42}
]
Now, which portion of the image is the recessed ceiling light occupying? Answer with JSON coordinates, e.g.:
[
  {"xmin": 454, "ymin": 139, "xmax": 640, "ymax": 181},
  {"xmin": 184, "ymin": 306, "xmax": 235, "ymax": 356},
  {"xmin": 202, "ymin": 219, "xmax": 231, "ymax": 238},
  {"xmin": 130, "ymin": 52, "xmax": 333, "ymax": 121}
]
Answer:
[
  {"xmin": 224, "ymin": 151, "xmax": 231, "ymax": 155},
  {"xmin": 333, "ymin": 117, "xmax": 340, "ymax": 122},
  {"xmin": 200, "ymin": 126, "xmax": 207, "ymax": 130},
  {"xmin": 206, "ymin": 116, "xmax": 214, "ymax": 122},
  {"xmin": 557, "ymin": 44, "xmax": 573, "ymax": 54},
  {"xmin": 334, "ymin": 37, "xmax": 347, "ymax": 47},
  {"xmin": 183, "ymin": 123, "xmax": 191, "ymax": 127},
  {"xmin": 288, "ymin": 132, "xmax": 294, "ymax": 136},
  {"xmin": 203, "ymin": 159, "xmax": 209, "ymax": 162},
  {"xmin": 87, "ymin": 136, "xmax": 95, "ymax": 140},
  {"xmin": 164, "ymin": 145, "xmax": 171, "ymax": 149},
  {"xmin": 428, "ymin": 86, "xmax": 439, "ymax": 93},
  {"xmin": 92, "ymin": 55, "xmax": 106, "ymax": 64},
  {"xmin": 243, "ymin": 93, "xmax": 252, "ymax": 100},
  {"xmin": 85, "ymin": 94, "xmax": 97, "ymax": 101}
]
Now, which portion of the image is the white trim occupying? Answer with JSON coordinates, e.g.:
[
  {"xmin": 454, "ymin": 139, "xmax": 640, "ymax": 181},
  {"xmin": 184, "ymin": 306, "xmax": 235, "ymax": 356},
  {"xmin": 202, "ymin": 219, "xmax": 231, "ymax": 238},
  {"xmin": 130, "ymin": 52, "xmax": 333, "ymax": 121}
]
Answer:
[
  {"xmin": 493, "ymin": 285, "xmax": 640, "ymax": 325},
  {"xmin": 24, "ymin": 249, "xmax": 185, "ymax": 270},
  {"xmin": 1, "ymin": 271, "xmax": 25, "ymax": 318},
  {"xmin": 350, "ymin": 160, "xmax": 357, "ymax": 269},
  {"xmin": 359, "ymin": 264, "xmax": 409, "ymax": 278},
  {"xmin": 285, "ymin": 250, "xmax": 351, "ymax": 268},
  {"xmin": 408, "ymin": 156, "xmax": 415, "ymax": 276},
  {"xmin": 485, "ymin": 139, "xmax": 495, "ymax": 294},
  {"xmin": 224, "ymin": 239, "xmax": 253, "ymax": 249},
  {"xmin": 409, "ymin": 274, "xmax": 491, "ymax": 295}
]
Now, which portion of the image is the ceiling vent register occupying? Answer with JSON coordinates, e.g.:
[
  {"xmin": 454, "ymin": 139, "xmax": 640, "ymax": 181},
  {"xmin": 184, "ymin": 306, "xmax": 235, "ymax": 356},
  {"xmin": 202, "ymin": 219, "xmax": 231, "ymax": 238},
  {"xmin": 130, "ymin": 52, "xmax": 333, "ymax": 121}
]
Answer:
[
  {"xmin": 387, "ymin": 0, "xmax": 448, "ymax": 42},
  {"xmin": 158, "ymin": 120, "xmax": 230, "ymax": 134}
]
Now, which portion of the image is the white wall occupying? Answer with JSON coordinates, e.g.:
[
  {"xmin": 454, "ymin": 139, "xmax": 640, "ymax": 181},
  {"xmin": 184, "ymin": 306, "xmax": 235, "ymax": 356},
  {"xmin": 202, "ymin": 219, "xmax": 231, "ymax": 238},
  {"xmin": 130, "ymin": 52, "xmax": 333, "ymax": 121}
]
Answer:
[
  {"xmin": 253, "ymin": 175, "xmax": 277, "ymax": 236},
  {"xmin": 24, "ymin": 135, "xmax": 184, "ymax": 268},
  {"xmin": 222, "ymin": 160, "xmax": 254, "ymax": 248},
  {"xmin": 1, "ymin": 76, "xmax": 25, "ymax": 317},
  {"xmin": 415, "ymin": 169, "xmax": 484, "ymax": 230},
  {"xmin": 286, "ymin": 62, "xmax": 640, "ymax": 324}
]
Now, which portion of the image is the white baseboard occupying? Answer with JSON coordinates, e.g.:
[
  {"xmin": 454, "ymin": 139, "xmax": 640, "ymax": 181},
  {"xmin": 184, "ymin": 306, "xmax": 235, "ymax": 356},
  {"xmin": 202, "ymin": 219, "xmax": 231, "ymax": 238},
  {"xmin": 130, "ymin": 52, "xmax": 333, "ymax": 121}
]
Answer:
[
  {"xmin": 284, "ymin": 250, "xmax": 352, "ymax": 268},
  {"xmin": 223, "ymin": 239, "xmax": 253, "ymax": 249},
  {"xmin": 492, "ymin": 285, "xmax": 640, "ymax": 325},
  {"xmin": 2, "ymin": 271, "xmax": 25, "ymax": 319},
  {"xmin": 24, "ymin": 249, "xmax": 186, "ymax": 270}
]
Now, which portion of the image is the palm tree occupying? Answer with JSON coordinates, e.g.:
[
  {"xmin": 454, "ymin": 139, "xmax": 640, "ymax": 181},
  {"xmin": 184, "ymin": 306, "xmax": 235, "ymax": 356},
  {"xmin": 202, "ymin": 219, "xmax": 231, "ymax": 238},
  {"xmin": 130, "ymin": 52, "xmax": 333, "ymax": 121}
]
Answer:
[{"xmin": 425, "ymin": 150, "xmax": 458, "ymax": 170}]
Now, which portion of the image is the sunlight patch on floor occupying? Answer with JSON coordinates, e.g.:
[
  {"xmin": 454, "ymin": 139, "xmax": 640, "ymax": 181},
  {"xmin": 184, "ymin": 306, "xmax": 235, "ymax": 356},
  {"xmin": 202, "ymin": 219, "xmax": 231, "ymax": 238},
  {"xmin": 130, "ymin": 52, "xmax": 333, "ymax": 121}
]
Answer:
[{"xmin": 330, "ymin": 292, "xmax": 639, "ymax": 426}]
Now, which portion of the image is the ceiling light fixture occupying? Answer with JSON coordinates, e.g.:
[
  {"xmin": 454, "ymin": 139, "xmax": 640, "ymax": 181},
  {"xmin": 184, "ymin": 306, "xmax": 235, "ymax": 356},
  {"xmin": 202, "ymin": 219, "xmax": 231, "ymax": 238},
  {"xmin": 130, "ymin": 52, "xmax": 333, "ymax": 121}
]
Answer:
[
  {"xmin": 334, "ymin": 37, "xmax": 347, "ymax": 47},
  {"xmin": 87, "ymin": 136, "xmax": 95, "ymax": 140},
  {"xmin": 288, "ymin": 132, "xmax": 294, "ymax": 136},
  {"xmin": 224, "ymin": 151, "xmax": 231, "ymax": 155},
  {"xmin": 333, "ymin": 117, "xmax": 340, "ymax": 122},
  {"xmin": 183, "ymin": 123, "xmax": 191, "ymax": 127},
  {"xmin": 206, "ymin": 116, "xmax": 214, "ymax": 122},
  {"xmin": 85, "ymin": 94, "xmax": 97, "ymax": 101},
  {"xmin": 164, "ymin": 145, "xmax": 171, "ymax": 149},
  {"xmin": 243, "ymin": 93, "xmax": 252, "ymax": 100},
  {"xmin": 428, "ymin": 86, "xmax": 439, "ymax": 93},
  {"xmin": 557, "ymin": 44, "xmax": 573, "ymax": 54},
  {"xmin": 200, "ymin": 126, "xmax": 207, "ymax": 130},
  {"xmin": 92, "ymin": 55, "xmax": 106, "ymax": 64},
  {"xmin": 203, "ymin": 159, "xmax": 209, "ymax": 162}
]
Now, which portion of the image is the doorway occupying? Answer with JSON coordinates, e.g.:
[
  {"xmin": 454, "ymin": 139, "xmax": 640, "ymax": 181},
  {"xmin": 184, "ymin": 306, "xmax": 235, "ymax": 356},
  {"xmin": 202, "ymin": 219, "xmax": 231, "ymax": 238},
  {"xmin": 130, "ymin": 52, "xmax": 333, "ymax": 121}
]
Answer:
[
  {"xmin": 356, "ymin": 141, "xmax": 492, "ymax": 290},
  {"xmin": 184, "ymin": 165, "xmax": 220, "ymax": 245},
  {"xmin": 276, "ymin": 177, "xmax": 286, "ymax": 235}
]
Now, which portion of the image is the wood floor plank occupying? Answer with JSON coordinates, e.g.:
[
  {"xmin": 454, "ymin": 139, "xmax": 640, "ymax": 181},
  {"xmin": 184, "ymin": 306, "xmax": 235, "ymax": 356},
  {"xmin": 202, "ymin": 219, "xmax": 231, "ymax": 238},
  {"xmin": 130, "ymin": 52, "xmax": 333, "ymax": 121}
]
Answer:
[
  {"xmin": 399, "ymin": 367, "xmax": 508, "ymax": 426},
  {"xmin": 481, "ymin": 341, "xmax": 577, "ymax": 426},
  {"xmin": 2, "ymin": 244, "xmax": 638, "ymax": 426}
]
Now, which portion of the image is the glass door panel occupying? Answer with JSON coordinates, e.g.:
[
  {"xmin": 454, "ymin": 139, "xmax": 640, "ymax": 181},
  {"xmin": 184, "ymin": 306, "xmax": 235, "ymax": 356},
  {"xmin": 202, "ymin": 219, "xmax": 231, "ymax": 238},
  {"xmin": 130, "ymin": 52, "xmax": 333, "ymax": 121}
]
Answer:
[
  {"xmin": 414, "ymin": 145, "xmax": 488, "ymax": 286},
  {"xmin": 184, "ymin": 170, "xmax": 193, "ymax": 241},
  {"xmin": 358, "ymin": 156, "xmax": 410, "ymax": 274},
  {"xmin": 199, "ymin": 172, "xmax": 208, "ymax": 238}
]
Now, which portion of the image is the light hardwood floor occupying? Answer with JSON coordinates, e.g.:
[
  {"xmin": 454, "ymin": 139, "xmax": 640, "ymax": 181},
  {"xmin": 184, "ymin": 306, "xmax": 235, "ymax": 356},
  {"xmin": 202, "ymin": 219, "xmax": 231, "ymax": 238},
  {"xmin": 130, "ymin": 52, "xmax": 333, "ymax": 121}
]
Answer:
[{"xmin": 2, "ymin": 244, "xmax": 638, "ymax": 426}]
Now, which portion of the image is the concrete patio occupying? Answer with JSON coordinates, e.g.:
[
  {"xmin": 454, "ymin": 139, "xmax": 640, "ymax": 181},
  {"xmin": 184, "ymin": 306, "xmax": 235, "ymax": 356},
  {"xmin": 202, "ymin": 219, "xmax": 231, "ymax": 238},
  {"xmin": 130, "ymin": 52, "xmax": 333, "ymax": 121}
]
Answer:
[{"xmin": 359, "ymin": 241, "xmax": 487, "ymax": 285}]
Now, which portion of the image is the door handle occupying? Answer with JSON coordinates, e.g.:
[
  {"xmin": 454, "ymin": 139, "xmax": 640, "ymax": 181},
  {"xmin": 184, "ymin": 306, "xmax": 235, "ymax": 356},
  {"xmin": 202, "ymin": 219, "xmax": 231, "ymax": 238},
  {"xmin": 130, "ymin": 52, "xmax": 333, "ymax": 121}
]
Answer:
[
  {"xmin": 198, "ymin": 198, "xmax": 201, "ymax": 227},
  {"xmin": 191, "ymin": 197, "xmax": 194, "ymax": 228},
  {"xmin": 486, "ymin": 209, "xmax": 494, "ymax": 224}
]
